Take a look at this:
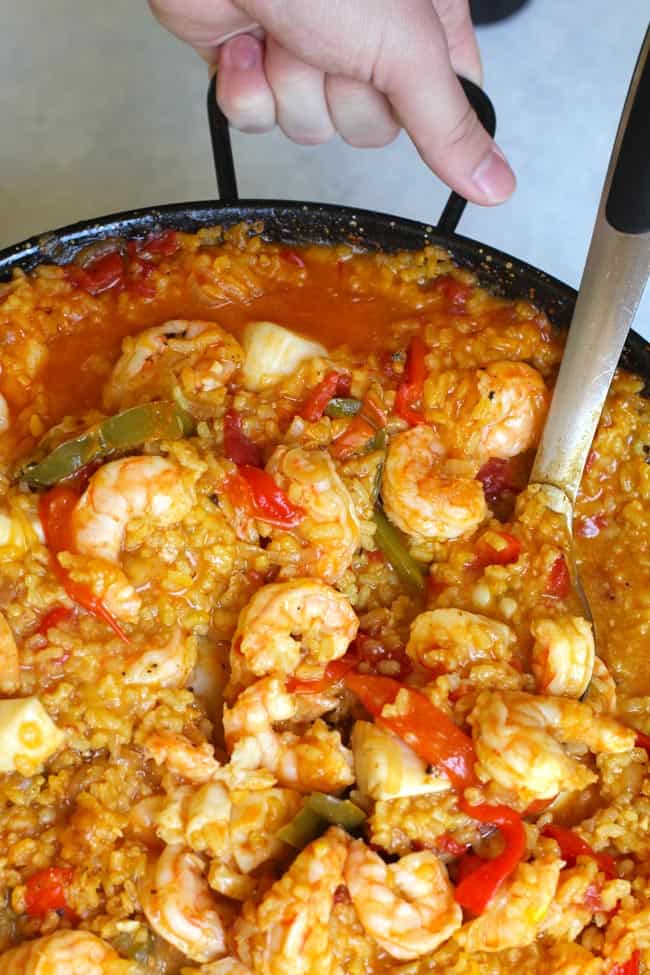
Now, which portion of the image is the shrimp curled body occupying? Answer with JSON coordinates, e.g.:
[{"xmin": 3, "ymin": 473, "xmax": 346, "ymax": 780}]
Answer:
[
  {"xmin": 0, "ymin": 931, "xmax": 130, "ymax": 975},
  {"xmin": 381, "ymin": 426, "xmax": 487, "ymax": 542}
]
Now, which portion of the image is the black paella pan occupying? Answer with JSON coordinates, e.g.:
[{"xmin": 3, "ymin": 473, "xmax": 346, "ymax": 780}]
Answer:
[{"xmin": 0, "ymin": 63, "xmax": 648, "ymax": 387}]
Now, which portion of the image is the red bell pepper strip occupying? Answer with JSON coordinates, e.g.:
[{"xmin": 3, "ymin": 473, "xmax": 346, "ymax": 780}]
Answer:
[
  {"xmin": 237, "ymin": 466, "xmax": 304, "ymax": 528},
  {"xmin": 394, "ymin": 336, "xmax": 427, "ymax": 426},
  {"xmin": 39, "ymin": 487, "xmax": 130, "ymax": 643},
  {"xmin": 545, "ymin": 555, "xmax": 571, "ymax": 598},
  {"xmin": 455, "ymin": 801, "xmax": 526, "ymax": 914},
  {"xmin": 608, "ymin": 951, "xmax": 640, "ymax": 975},
  {"xmin": 140, "ymin": 229, "xmax": 178, "ymax": 257},
  {"xmin": 24, "ymin": 866, "xmax": 74, "ymax": 919},
  {"xmin": 473, "ymin": 531, "xmax": 522, "ymax": 568},
  {"xmin": 68, "ymin": 252, "xmax": 125, "ymax": 296},
  {"xmin": 288, "ymin": 655, "xmax": 359, "ymax": 694},
  {"xmin": 223, "ymin": 409, "xmax": 264, "ymax": 467},
  {"xmin": 343, "ymin": 672, "xmax": 477, "ymax": 791},
  {"xmin": 542, "ymin": 824, "xmax": 617, "ymax": 878},
  {"xmin": 37, "ymin": 605, "xmax": 75, "ymax": 637},
  {"xmin": 301, "ymin": 371, "xmax": 345, "ymax": 423}
]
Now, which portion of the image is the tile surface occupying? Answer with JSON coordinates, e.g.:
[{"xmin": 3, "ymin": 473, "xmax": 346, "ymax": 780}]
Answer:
[{"xmin": 0, "ymin": 0, "xmax": 648, "ymax": 337}]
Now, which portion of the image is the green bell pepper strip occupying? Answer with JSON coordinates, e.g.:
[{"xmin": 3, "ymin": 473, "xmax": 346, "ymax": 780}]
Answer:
[
  {"xmin": 373, "ymin": 505, "xmax": 425, "ymax": 592},
  {"xmin": 20, "ymin": 402, "xmax": 194, "ymax": 487},
  {"xmin": 324, "ymin": 397, "xmax": 362, "ymax": 418},
  {"xmin": 278, "ymin": 794, "xmax": 366, "ymax": 849}
]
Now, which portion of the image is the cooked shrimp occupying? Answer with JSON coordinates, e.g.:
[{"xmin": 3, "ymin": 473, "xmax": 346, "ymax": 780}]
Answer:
[
  {"xmin": 468, "ymin": 690, "xmax": 635, "ymax": 803},
  {"xmin": 381, "ymin": 426, "xmax": 487, "ymax": 542},
  {"xmin": 459, "ymin": 855, "xmax": 561, "ymax": 952},
  {"xmin": 584, "ymin": 657, "xmax": 617, "ymax": 714},
  {"xmin": 230, "ymin": 579, "xmax": 358, "ymax": 687},
  {"xmin": 139, "ymin": 844, "xmax": 226, "ymax": 963},
  {"xmin": 234, "ymin": 827, "xmax": 349, "ymax": 975},
  {"xmin": 0, "ymin": 930, "xmax": 130, "ymax": 975},
  {"xmin": 103, "ymin": 319, "xmax": 243, "ymax": 411},
  {"xmin": 144, "ymin": 731, "xmax": 221, "ymax": 783},
  {"xmin": 424, "ymin": 360, "xmax": 549, "ymax": 461},
  {"xmin": 531, "ymin": 615, "xmax": 595, "ymax": 698},
  {"xmin": 344, "ymin": 842, "xmax": 461, "ymax": 960},
  {"xmin": 57, "ymin": 551, "xmax": 142, "ymax": 624},
  {"xmin": 186, "ymin": 958, "xmax": 252, "ymax": 975},
  {"xmin": 406, "ymin": 608, "xmax": 515, "ymax": 674},
  {"xmin": 265, "ymin": 446, "xmax": 361, "ymax": 584},
  {"xmin": 0, "ymin": 610, "xmax": 19, "ymax": 694},
  {"xmin": 120, "ymin": 627, "xmax": 196, "ymax": 688},
  {"xmin": 223, "ymin": 676, "xmax": 353, "ymax": 793},
  {"xmin": 71, "ymin": 456, "xmax": 194, "ymax": 564}
]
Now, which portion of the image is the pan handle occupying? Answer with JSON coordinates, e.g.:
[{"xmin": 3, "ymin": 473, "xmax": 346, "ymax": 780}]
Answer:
[{"xmin": 207, "ymin": 73, "xmax": 496, "ymax": 234}]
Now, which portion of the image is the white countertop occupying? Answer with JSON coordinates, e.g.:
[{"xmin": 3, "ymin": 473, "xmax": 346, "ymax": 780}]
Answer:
[{"xmin": 1, "ymin": 0, "xmax": 648, "ymax": 338}]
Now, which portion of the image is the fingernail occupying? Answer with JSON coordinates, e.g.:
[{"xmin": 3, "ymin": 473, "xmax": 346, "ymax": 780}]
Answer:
[
  {"xmin": 224, "ymin": 35, "xmax": 260, "ymax": 72},
  {"xmin": 472, "ymin": 144, "xmax": 515, "ymax": 203}
]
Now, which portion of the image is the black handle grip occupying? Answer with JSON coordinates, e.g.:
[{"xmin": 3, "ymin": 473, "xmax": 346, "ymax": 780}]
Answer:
[
  {"xmin": 207, "ymin": 73, "xmax": 497, "ymax": 234},
  {"xmin": 605, "ymin": 26, "xmax": 650, "ymax": 235}
]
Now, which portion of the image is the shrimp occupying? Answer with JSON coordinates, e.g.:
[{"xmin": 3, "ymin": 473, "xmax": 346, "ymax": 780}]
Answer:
[
  {"xmin": 223, "ymin": 676, "xmax": 354, "ymax": 793},
  {"xmin": 468, "ymin": 690, "xmax": 635, "ymax": 804},
  {"xmin": 56, "ymin": 551, "xmax": 141, "ymax": 624},
  {"xmin": 0, "ymin": 610, "xmax": 19, "ymax": 694},
  {"xmin": 139, "ymin": 844, "xmax": 226, "ymax": 963},
  {"xmin": 424, "ymin": 360, "xmax": 549, "ymax": 461},
  {"xmin": 144, "ymin": 731, "xmax": 221, "ymax": 783},
  {"xmin": 120, "ymin": 627, "xmax": 197, "ymax": 688},
  {"xmin": 265, "ymin": 446, "xmax": 361, "ymax": 584},
  {"xmin": 186, "ymin": 960, "xmax": 252, "ymax": 975},
  {"xmin": 531, "ymin": 615, "xmax": 595, "ymax": 698},
  {"xmin": 71, "ymin": 456, "xmax": 194, "ymax": 563},
  {"xmin": 459, "ymin": 855, "xmax": 561, "ymax": 952},
  {"xmin": 344, "ymin": 842, "xmax": 461, "ymax": 960},
  {"xmin": 381, "ymin": 426, "xmax": 487, "ymax": 542},
  {"xmin": 406, "ymin": 608, "xmax": 515, "ymax": 674},
  {"xmin": 234, "ymin": 827, "xmax": 349, "ymax": 975},
  {"xmin": 584, "ymin": 657, "xmax": 617, "ymax": 714},
  {"xmin": 103, "ymin": 319, "xmax": 243, "ymax": 411},
  {"xmin": 230, "ymin": 579, "xmax": 358, "ymax": 688},
  {"xmin": 0, "ymin": 930, "xmax": 130, "ymax": 975}
]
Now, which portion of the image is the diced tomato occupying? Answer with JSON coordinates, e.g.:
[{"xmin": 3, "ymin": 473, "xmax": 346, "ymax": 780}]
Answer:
[
  {"xmin": 455, "ymin": 802, "xmax": 526, "ymax": 914},
  {"xmin": 343, "ymin": 672, "xmax": 477, "ymax": 791},
  {"xmin": 301, "ymin": 371, "xmax": 345, "ymax": 422},
  {"xmin": 37, "ymin": 606, "xmax": 74, "ymax": 637},
  {"xmin": 545, "ymin": 555, "xmax": 571, "ymax": 598},
  {"xmin": 576, "ymin": 514, "xmax": 607, "ymax": 538},
  {"xmin": 223, "ymin": 409, "xmax": 263, "ymax": 467},
  {"xmin": 394, "ymin": 336, "xmax": 427, "ymax": 426},
  {"xmin": 351, "ymin": 632, "xmax": 412, "ymax": 680},
  {"xmin": 237, "ymin": 466, "xmax": 304, "ymax": 528},
  {"xmin": 39, "ymin": 487, "xmax": 130, "ymax": 643},
  {"xmin": 436, "ymin": 833, "xmax": 470, "ymax": 857},
  {"xmin": 279, "ymin": 248, "xmax": 306, "ymax": 268},
  {"xmin": 77, "ymin": 252, "xmax": 125, "ymax": 296},
  {"xmin": 542, "ymin": 825, "xmax": 617, "ymax": 878},
  {"xmin": 24, "ymin": 866, "xmax": 74, "ymax": 919},
  {"xmin": 140, "ymin": 229, "xmax": 178, "ymax": 257},
  {"xmin": 608, "ymin": 951, "xmax": 640, "ymax": 975},
  {"xmin": 473, "ymin": 531, "xmax": 522, "ymax": 568},
  {"xmin": 288, "ymin": 655, "xmax": 359, "ymax": 694},
  {"xmin": 431, "ymin": 275, "xmax": 472, "ymax": 310}
]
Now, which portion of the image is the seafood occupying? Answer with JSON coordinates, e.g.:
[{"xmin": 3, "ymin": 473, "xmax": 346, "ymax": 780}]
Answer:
[
  {"xmin": 223, "ymin": 677, "xmax": 353, "ymax": 793},
  {"xmin": 424, "ymin": 360, "xmax": 549, "ymax": 461},
  {"xmin": 406, "ymin": 607, "xmax": 515, "ymax": 674},
  {"xmin": 0, "ymin": 932, "xmax": 130, "ymax": 975},
  {"xmin": 71, "ymin": 456, "xmax": 194, "ymax": 563},
  {"xmin": 120, "ymin": 627, "xmax": 197, "ymax": 688},
  {"xmin": 381, "ymin": 426, "xmax": 487, "ymax": 541},
  {"xmin": 460, "ymin": 855, "xmax": 561, "ymax": 952},
  {"xmin": 103, "ymin": 320, "xmax": 243, "ymax": 411},
  {"xmin": 230, "ymin": 579, "xmax": 358, "ymax": 688},
  {"xmin": 234, "ymin": 827, "xmax": 349, "ymax": 975},
  {"xmin": 265, "ymin": 446, "xmax": 361, "ymax": 583},
  {"xmin": 344, "ymin": 842, "xmax": 461, "ymax": 960},
  {"xmin": 531, "ymin": 615, "xmax": 595, "ymax": 698},
  {"xmin": 144, "ymin": 731, "xmax": 221, "ymax": 783},
  {"xmin": 469, "ymin": 690, "xmax": 635, "ymax": 803},
  {"xmin": 138, "ymin": 844, "xmax": 226, "ymax": 963}
]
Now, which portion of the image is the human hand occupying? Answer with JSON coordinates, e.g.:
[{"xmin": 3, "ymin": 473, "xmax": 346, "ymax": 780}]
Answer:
[{"xmin": 150, "ymin": 0, "xmax": 515, "ymax": 204}]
